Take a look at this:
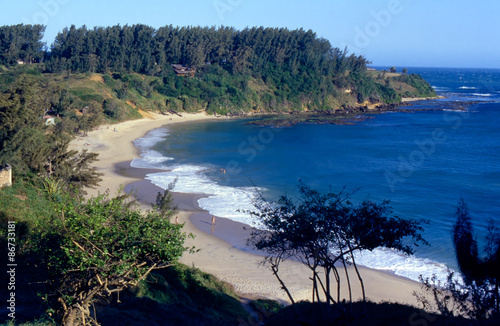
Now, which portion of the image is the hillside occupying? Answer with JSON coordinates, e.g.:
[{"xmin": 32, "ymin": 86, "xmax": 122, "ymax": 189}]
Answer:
[
  {"xmin": 0, "ymin": 24, "xmax": 436, "ymax": 122},
  {"xmin": 0, "ymin": 63, "xmax": 435, "ymax": 130}
]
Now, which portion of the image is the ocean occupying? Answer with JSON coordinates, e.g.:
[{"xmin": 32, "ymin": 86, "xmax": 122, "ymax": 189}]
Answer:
[{"xmin": 131, "ymin": 67, "xmax": 500, "ymax": 284}]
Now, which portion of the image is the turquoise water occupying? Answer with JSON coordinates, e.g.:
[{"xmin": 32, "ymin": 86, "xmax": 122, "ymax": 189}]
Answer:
[{"xmin": 132, "ymin": 67, "xmax": 500, "ymax": 282}]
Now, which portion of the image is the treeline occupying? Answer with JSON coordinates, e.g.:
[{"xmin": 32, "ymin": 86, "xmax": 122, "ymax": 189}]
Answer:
[
  {"xmin": 44, "ymin": 24, "xmax": 380, "ymax": 109},
  {"xmin": 0, "ymin": 24, "xmax": 45, "ymax": 65},
  {"xmin": 0, "ymin": 24, "xmax": 435, "ymax": 114},
  {"xmin": 44, "ymin": 24, "xmax": 368, "ymax": 78}
]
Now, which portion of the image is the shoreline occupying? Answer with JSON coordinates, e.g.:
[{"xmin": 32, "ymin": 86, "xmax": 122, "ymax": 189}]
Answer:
[
  {"xmin": 401, "ymin": 95, "xmax": 445, "ymax": 102},
  {"xmin": 68, "ymin": 111, "xmax": 220, "ymax": 197},
  {"xmin": 69, "ymin": 111, "xmax": 426, "ymax": 305}
]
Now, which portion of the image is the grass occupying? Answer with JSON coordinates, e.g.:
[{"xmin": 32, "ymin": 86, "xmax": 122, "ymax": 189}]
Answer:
[{"xmin": 0, "ymin": 179, "xmax": 56, "ymax": 233}]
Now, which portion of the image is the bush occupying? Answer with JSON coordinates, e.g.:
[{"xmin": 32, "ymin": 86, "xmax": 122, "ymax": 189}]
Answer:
[{"xmin": 103, "ymin": 98, "xmax": 141, "ymax": 121}]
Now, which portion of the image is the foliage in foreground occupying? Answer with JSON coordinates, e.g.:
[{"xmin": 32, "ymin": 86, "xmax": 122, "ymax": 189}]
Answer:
[
  {"xmin": 44, "ymin": 192, "xmax": 191, "ymax": 325},
  {"xmin": 95, "ymin": 264, "xmax": 249, "ymax": 326},
  {"xmin": 0, "ymin": 178, "xmax": 191, "ymax": 325},
  {"xmin": 262, "ymin": 301, "xmax": 484, "ymax": 326},
  {"xmin": 415, "ymin": 198, "xmax": 500, "ymax": 321},
  {"xmin": 248, "ymin": 183, "xmax": 428, "ymax": 305}
]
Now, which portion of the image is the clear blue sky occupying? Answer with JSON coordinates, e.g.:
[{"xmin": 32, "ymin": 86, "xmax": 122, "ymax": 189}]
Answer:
[{"xmin": 1, "ymin": 0, "xmax": 499, "ymax": 68}]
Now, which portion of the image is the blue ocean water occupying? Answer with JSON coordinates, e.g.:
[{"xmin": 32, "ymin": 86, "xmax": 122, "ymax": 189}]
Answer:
[{"xmin": 132, "ymin": 67, "xmax": 500, "ymax": 283}]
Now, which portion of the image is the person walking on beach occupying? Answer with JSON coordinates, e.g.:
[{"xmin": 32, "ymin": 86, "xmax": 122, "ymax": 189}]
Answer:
[
  {"xmin": 175, "ymin": 216, "xmax": 179, "ymax": 224},
  {"xmin": 211, "ymin": 216, "xmax": 216, "ymax": 225}
]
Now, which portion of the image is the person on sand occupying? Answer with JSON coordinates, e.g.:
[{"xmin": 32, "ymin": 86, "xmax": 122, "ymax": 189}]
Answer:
[
  {"xmin": 175, "ymin": 216, "xmax": 179, "ymax": 224},
  {"xmin": 211, "ymin": 216, "xmax": 216, "ymax": 225}
]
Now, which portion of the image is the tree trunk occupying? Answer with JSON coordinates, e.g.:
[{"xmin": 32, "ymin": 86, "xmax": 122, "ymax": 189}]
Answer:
[
  {"xmin": 314, "ymin": 270, "xmax": 335, "ymax": 304},
  {"xmin": 325, "ymin": 266, "xmax": 331, "ymax": 304},
  {"xmin": 63, "ymin": 308, "xmax": 78, "ymax": 326},
  {"xmin": 271, "ymin": 264, "xmax": 295, "ymax": 304},
  {"xmin": 350, "ymin": 251, "xmax": 366, "ymax": 302},
  {"xmin": 341, "ymin": 256, "xmax": 353, "ymax": 303},
  {"xmin": 333, "ymin": 267, "xmax": 341, "ymax": 303}
]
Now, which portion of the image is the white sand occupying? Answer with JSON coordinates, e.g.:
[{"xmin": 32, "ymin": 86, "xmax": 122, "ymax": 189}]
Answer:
[
  {"xmin": 69, "ymin": 112, "xmax": 425, "ymax": 305},
  {"xmin": 69, "ymin": 111, "xmax": 218, "ymax": 197}
]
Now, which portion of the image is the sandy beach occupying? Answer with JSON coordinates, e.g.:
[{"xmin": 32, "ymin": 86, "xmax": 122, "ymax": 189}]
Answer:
[{"xmin": 69, "ymin": 111, "xmax": 425, "ymax": 305}]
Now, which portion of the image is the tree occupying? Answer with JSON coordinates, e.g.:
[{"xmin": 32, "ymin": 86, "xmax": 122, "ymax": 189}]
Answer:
[
  {"xmin": 33, "ymin": 191, "xmax": 191, "ymax": 325},
  {"xmin": 453, "ymin": 198, "xmax": 480, "ymax": 283},
  {"xmin": 390, "ymin": 66, "xmax": 397, "ymax": 73},
  {"xmin": 415, "ymin": 198, "xmax": 500, "ymax": 321},
  {"xmin": 248, "ymin": 183, "xmax": 427, "ymax": 305},
  {"xmin": 402, "ymin": 68, "xmax": 408, "ymax": 74},
  {"xmin": 0, "ymin": 24, "xmax": 45, "ymax": 66},
  {"xmin": 153, "ymin": 177, "xmax": 178, "ymax": 221},
  {"xmin": 0, "ymin": 75, "xmax": 102, "ymax": 192}
]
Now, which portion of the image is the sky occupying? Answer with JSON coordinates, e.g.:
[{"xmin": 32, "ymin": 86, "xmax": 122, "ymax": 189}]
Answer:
[{"xmin": 1, "ymin": 0, "xmax": 499, "ymax": 68}]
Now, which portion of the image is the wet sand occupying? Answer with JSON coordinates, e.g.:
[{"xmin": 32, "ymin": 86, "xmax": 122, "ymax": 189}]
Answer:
[{"xmin": 69, "ymin": 112, "xmax": 426, "ymax": 305}]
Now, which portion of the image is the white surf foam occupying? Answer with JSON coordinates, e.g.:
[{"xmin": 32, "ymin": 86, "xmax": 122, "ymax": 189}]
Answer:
[
  {"xmin": 432, "ymin": 86, "xmax": 450, "ymax": 91},
  {"xmin": 472, "ymin": 93, "xmax": 493, "ymax": 97},
  {"xmin": 353, "ymin": 247, "xmax": 453, "ymax": 284},
  {"xmin": 145, "ymin": 165, "xmax": 262, "ymax": 227},
  {"xmin": 146, "ymin": 165, "xmax": 455, "ymax": 283},
  {"xmin": 133, "ymin": 126, "xmax": 458, "ymax": 285},
  {"xmin": 131, "ymin": 128, "xmax": 173, "ymax": 169},
  {"xmin": 459, "ymin": 86, "xmax": 476, "ymax": 90}
]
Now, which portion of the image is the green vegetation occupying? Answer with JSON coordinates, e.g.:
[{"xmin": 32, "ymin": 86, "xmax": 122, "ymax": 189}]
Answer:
[
  {"xmin": 1, "ymin": 24, "xmax": 436, "ymax": 119},
  {"xmin": 0, "ymin": 24, "xmax": 45, "ymax": 66},
  {"xmin": 120, "ymin": 265, "xmax": 249, "ymax": 325},
  {"xmin": 0, "ymin": 74, "xmax": 102, "ymax": 191},
  {"xmin": 0, "ymin": 178, "xmax": 250, "ymax": 326},
  {"xmin": 0, "ymin": 23, "xmax": 464, "ymax": 326},
  {"xmin": 0, "ymin": 176, "xmax": 190, "ymax": 325}
]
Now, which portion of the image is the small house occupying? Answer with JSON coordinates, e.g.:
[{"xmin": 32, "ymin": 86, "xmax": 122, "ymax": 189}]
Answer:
[
  {"xmin": 44, "ymin": 115, "xmax": 55, "ymax": 126},
  {"xmin": 172, "ymin": 64, "xmax": 196, "ymax": 77},
  {"xmin": 0, "ymin": 164, "xmax": 12, "ymax": 188}
]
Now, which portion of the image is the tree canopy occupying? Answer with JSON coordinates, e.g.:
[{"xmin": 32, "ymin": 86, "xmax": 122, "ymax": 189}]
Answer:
[
  {"xmin": 0, "ymin": 24, "xmax": 45, "ymax": 65},
  {"xmin": 0, "ymin": 24, "xmax": 436, "ymax": 115},
  {"xmin": 37, "ymin": 191, "xmax": 189, "ymax": 325},
  {"xmin": 0, "ymin": 74, "xmax": 101, "ymax": 191},
  {"xmin": 248, "ymin": 183, "xmax": 428, "ymax": 305}
]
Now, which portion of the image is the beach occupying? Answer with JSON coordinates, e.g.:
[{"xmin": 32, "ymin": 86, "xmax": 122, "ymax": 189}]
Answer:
[{"xmin": 69, "ymin": 111, "xmax": 426, "ymax": 305}]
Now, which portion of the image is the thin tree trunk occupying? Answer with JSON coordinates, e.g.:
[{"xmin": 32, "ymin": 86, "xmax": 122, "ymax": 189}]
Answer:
[
  {"xmin": 311, "ymin": 272, "xmax": 316, "ymax": 303},
  {"xmin": 314, "ymin": 270, "xmax": 335, "ymax": 304},
  {"xmin": 271, "ymin": 264, "xmax": 295, "ymax": 304},
  {"xmin": 325, "ymin": 266, "xmax": 331, "ymax": 304},
  {"xmin": 312, "ymin": 273, "xmax": 316, "ymax": 303},
  {"xmin": 332, "ymin": 266, "xmax": 341, "ymax": 303},
  {"xmin": 341, "ymin": 256, "xmax": 353, "ymax": 303},
  {"xmin": 349, "ymin": 249, "xmax": 366, "ymax": 302},
  {"xmin": 313, "ymin": 267, "xmax": 321, "ymax": 302}
]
